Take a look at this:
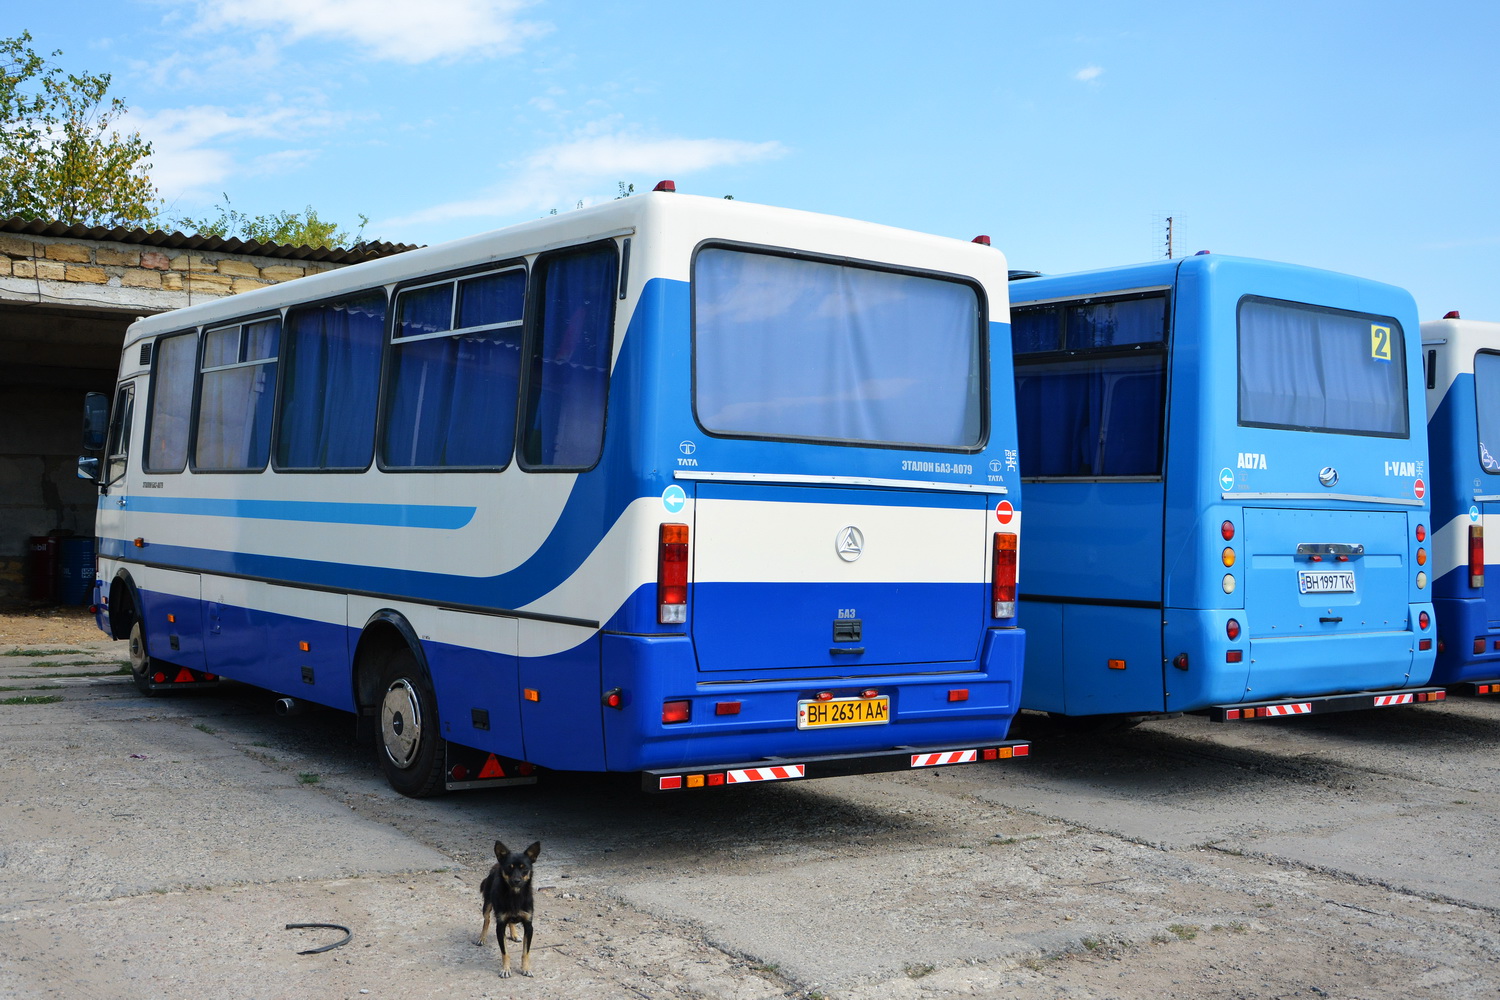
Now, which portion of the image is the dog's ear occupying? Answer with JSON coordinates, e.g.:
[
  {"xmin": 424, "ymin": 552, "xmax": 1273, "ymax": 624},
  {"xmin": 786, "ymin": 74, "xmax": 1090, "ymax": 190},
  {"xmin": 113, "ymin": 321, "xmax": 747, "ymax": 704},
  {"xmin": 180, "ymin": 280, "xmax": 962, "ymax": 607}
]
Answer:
[
  {"xmin": 525, "ymin": 841, "xmax": 541, "ymax": 861},
  {"xmin": 494, "ymin": 840, "xmax": 508, "ymax": 860}
]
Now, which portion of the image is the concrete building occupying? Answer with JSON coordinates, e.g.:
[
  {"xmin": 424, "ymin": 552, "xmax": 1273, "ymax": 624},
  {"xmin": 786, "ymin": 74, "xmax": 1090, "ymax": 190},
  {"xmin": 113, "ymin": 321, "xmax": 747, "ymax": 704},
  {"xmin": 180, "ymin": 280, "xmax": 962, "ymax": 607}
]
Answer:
[{"xmin": 0, "ymin": 219, "xmax": 413, "ymax": 605}]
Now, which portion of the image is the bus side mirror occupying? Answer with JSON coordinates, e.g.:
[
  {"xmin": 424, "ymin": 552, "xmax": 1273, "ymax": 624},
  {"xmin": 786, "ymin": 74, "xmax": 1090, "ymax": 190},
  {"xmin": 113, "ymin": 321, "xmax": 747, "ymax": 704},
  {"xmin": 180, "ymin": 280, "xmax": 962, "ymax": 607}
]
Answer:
[
  {"xmin": 82, "ymin": 392, "xmax": 109, "ymax": 452},
  {"xmin": 77, "ymin": 456, "xmax": 101, "ymax": 482}
]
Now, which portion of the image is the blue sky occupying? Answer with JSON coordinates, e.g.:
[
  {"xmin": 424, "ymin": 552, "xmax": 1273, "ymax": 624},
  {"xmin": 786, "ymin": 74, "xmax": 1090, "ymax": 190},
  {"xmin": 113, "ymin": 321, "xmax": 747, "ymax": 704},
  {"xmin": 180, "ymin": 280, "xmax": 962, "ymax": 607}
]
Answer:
[{"xmin": 16, "ymin": 0, "xmax": 1500, "ymax": 321}]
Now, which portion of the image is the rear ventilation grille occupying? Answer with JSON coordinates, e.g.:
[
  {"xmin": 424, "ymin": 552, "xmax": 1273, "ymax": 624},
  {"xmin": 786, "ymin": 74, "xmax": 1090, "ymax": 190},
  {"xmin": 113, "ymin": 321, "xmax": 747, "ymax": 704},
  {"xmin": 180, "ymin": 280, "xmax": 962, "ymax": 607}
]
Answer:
[{"xmin": 138, "ymin": 342, "xmax": 153, "ymax": 366}]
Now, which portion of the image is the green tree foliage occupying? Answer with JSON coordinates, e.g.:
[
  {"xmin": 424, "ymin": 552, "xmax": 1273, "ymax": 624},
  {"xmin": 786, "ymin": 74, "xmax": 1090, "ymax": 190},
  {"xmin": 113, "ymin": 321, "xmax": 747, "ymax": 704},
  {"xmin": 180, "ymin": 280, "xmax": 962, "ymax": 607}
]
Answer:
[
  {"xmin": 0, "ymin": 31, "xmax": 161, "ymax": 226},
  {"xmin": 175, "ymin": 195, "xmax": 371, "ymax": 250}
]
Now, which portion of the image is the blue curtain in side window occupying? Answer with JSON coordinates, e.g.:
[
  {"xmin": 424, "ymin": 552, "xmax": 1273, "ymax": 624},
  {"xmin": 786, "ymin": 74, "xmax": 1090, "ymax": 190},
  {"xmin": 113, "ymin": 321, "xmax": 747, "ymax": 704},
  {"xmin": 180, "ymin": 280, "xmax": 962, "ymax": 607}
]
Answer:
[
  {"xmin": 1017, "ymin": 368, "xmax": 1092, "ymax": 476},
  {"xmin": 523, "ymin": 248, "xmax": 616, "ymax": 467},
  {"xmin": 279, "ymin": 293, "xmax": 386, "ymax": 469},
  {"xmin": 1066, "ymin": 298, "xmax": 1166, "ymax": 349},
  {"xmin": 385, "ymin": 332, "xmax": 521, "ymax": 467},
  {"xmin": 385, "ymin": 272, "xmax": 524, "ymax": 468},
  {"xmin": 1016, "ymin": 357, "xmax": 1163, "ymax": 477},
  {"xmin": 1011, "ymin": 308, "xmax": 1059, "ymax": 354}
]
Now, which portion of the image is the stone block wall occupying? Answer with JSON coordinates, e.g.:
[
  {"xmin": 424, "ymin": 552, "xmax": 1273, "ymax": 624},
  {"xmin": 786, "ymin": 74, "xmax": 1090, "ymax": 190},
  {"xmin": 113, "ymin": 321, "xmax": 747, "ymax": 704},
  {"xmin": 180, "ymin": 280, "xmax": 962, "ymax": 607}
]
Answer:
[{"xmin": 0, "ymin": 233, "xmax": 342, "ymax": 313}]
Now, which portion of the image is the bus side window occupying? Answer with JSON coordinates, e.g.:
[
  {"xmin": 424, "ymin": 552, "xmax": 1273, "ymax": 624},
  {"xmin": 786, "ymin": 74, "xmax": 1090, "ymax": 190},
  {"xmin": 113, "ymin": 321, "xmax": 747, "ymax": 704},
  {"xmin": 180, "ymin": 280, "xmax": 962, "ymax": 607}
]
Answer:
[
  {"xmin": 520, "ymin": 243, "xmax": 618, "ymax": 470},
  {"xmin": 1013, "ymin": 297, "xmax": 1167, "ymax": 478},
  {"xmin": 277, "ymin": 292, "xmax": 387, "ymax": 471},
  {"xmin": 384, "ymin": 268, "xmax": 525, "ymax": 469},
  {"xmin": 195, "ymin": 319, "xmax": 279, "ymax": 471},
  {"xmin": 144, "ymin": 332, "xmax": 197, "ymax": 474}
]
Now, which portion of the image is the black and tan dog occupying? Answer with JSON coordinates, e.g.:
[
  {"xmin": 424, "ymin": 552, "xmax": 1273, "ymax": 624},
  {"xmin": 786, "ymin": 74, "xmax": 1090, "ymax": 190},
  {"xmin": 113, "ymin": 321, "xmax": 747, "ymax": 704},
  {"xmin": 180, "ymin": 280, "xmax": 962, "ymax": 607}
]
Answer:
[{"xmin": 476, "ymin": 840, "xmax": 541, "ymax": 977}]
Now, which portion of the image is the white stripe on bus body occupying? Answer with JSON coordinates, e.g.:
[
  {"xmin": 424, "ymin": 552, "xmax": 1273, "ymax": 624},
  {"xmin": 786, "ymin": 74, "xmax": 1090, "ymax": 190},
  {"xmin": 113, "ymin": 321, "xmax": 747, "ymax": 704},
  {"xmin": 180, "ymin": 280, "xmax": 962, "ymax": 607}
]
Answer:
[
  {"xmin": 725, "ymin": 765, "xmax": 806, "ymax": 784},
  {"xmin": 910, "ymin": 749, "xmax": 977, "ymax": 768}
]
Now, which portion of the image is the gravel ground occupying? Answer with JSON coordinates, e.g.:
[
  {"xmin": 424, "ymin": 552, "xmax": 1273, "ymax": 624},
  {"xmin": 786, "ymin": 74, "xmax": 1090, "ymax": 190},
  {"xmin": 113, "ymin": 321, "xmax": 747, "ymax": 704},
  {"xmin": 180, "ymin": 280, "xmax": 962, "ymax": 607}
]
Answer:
[
  {"xmin": 0, "ymin": 604, "xmax": 108, "ymax": 647},
  {"xmin": 4, "ymin": 606, "xmax": 1500, "ymax": 999}
]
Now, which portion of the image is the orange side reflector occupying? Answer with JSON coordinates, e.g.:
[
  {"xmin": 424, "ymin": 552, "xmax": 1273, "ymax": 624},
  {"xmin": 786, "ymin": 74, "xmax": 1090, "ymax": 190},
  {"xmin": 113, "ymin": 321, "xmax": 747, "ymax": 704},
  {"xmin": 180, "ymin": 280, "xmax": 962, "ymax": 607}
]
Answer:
[
  {"xmin": 167, "ymin": 613, "xmax": 176, "ymax": 623},
  {"xmin": 686, "ymin": 774, "xmax": 705, "ymax": 788},
  {"xmin": 1107, "ymin": 659, "xmax": 1126, "ymax": 670},
  {"xmin": 523, "ymin": 689, "xmax": 539, "ymax": 702},
  {"xmin": 477, "ymin": 754, "xmax": 507, "ymax": 779},
  {"xmin": 299, "ymin": 641, "xmax": 310, "ymax": 652}
]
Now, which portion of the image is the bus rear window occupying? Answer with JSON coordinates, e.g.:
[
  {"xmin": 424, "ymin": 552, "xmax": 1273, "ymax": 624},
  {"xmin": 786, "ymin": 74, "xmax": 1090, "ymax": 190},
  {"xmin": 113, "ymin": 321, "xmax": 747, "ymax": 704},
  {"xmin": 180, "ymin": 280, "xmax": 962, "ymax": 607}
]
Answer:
[
  {"xmin": 1474, "ymin": 351, "xmax": 1500, "ymax": 473},
  {"xmin": 693, "ymin": 247, "xmax": 984, "ymax": 449},
  {"xmin": 1238, "ymin": 297, "xmax": 1408, "ymax": 438}
]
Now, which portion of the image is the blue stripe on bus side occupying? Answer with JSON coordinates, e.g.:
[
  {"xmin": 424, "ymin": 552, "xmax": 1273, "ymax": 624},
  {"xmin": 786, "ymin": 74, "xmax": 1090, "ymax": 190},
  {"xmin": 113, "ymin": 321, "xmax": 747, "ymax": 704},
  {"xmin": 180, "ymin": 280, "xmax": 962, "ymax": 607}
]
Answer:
[{"xmin": 113, "ymin": 496, "xmax": 478, "ymax": 529}]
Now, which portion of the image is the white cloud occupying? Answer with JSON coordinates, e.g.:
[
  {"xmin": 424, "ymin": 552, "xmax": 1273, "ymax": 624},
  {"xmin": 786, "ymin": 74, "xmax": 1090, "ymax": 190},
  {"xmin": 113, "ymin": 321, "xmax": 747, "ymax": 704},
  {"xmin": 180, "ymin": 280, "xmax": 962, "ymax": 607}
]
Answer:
[
  {"xmin": 194, "ymin": 0, "xmax": 551, "ymax": 63},
  {"xmin": 384, "ymin": 130, "xmax": 787, "ymax": 230},
  {"xmin": 1074, "ymin": 65, "xmax": 1104, "ymax": 83},
  {"xmin": 125, "ymin": 104, "xmax": 347, "ymax": 205}
]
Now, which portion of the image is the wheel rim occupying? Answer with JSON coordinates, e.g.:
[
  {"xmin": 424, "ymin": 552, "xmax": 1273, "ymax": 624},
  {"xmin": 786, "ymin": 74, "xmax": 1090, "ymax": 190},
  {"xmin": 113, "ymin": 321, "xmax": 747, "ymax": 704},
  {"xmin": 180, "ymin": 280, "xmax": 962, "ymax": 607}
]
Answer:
[
  {"xmin": 380, "ymin": 678, "xmax": 422, "ymax": 768},
  {"xmin": 128, "ymin": 621, "xmax": 148, "ymax": 678}
]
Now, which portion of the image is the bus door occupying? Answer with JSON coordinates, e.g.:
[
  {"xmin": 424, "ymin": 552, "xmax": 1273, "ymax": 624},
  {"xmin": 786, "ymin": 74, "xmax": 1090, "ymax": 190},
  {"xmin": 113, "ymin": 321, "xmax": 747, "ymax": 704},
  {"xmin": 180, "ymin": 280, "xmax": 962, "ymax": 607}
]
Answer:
[
  {"xmin": 689, "ymin": 482, "xmax": 992, "ymax": 674},
  {"xmin": 1011, "ymin": 290, "xmax": 1171, "ymax": 716}
]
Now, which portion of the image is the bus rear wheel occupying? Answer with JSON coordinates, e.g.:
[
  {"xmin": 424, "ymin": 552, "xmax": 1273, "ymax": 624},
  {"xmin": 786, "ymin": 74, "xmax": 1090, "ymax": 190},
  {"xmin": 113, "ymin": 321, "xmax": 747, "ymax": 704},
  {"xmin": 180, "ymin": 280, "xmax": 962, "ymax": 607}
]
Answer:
[
  {"xmin": 127, "ymin": 618, "xmax": 159, "ymax": 698},
  {"xmin": 376, "ymin": 647, "xmax": 444, "ymax": 798}
]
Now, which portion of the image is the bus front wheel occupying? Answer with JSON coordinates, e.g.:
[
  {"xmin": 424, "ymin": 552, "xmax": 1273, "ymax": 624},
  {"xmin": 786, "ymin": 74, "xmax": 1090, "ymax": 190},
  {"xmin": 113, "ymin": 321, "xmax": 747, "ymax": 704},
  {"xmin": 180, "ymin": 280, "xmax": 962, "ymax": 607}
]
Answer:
[
  {"xmin": 127, "ymin": 618, "xmax": 159, "ymax": 698},
  {"xmin": 376, "ymin": 647, "xmax": 444, "ymax": 798}
]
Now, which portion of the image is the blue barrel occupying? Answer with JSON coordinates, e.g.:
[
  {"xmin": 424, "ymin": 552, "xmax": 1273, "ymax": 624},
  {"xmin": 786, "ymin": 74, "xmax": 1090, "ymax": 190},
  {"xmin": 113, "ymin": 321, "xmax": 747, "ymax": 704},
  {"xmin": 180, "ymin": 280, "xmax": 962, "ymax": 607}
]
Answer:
[{"xmin": 56, "ymin": 537, "xmax": 96, "ymax": 605}]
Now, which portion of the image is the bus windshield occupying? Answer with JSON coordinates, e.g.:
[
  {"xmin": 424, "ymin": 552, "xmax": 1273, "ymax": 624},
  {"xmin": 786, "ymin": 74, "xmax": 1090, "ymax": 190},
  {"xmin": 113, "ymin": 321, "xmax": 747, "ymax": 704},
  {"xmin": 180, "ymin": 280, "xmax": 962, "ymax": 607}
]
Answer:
[
  {"xmin": 692, "ymin": 247, "xmax": 984, "ymax": 449},
  {"xmin": 1238, "ymin": 296, "xmax": 1408, "ymax": 437}
]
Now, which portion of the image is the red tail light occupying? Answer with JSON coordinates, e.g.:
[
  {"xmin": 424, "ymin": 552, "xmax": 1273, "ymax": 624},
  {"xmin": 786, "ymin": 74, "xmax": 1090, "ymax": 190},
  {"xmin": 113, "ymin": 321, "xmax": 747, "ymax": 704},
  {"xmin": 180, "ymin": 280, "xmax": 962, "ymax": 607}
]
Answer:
[
  {"xmin": 992, "ymin": 532, "xmax": 1018, "ymax": 618},
  {"xmin": 659, "ymin": 523, "xmax": 689, "ymax": 624},
  {"xmin": 1471, "ymin": 525, "xmax": 1485, "ymax": 589}
]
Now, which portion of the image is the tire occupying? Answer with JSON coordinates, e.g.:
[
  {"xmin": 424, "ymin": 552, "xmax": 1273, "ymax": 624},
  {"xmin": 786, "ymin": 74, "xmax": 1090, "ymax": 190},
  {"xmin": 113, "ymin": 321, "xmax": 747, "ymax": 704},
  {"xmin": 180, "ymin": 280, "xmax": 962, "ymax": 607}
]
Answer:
[
  {"xmin": 376, "ymin": 646, "xmax": 445, "ymax": 798},
  {"xmin": 127, "ymin": 617, "xmax": 159, "ymax": 698}
]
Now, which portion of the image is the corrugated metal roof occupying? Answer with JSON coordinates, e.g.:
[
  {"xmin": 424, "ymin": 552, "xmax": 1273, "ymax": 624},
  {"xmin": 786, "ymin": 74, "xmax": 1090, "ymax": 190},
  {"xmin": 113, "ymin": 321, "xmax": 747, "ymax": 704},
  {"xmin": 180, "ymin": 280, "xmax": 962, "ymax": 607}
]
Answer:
[{"xmin": 0, "ymin": 216, "xmax": 421, "ymax": 264}]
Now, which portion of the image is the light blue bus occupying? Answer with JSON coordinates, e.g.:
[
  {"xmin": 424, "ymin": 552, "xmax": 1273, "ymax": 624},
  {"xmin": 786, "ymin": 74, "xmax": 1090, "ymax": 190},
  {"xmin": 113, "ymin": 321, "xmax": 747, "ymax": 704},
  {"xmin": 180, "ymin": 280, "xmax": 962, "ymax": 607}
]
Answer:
[
  {"xmin": 1008, "ymin": 254, "xmax": 1442, "ymax": 723},
  {"xmin": 1422, "ymin": 312, "xmax": 1500, "ymax": 694},
  {"xmin": 78, "ymin": 187, "xmax": 1030, "ymax": 795}
]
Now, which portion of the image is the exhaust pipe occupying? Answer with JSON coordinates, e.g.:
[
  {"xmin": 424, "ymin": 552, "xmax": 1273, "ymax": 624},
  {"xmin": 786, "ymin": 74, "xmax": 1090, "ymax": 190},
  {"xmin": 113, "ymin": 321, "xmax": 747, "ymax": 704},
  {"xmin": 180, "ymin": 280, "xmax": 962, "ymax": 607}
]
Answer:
[{"xmin": 274, "ymin": 696, "xmax": 318, "ymax": 717}]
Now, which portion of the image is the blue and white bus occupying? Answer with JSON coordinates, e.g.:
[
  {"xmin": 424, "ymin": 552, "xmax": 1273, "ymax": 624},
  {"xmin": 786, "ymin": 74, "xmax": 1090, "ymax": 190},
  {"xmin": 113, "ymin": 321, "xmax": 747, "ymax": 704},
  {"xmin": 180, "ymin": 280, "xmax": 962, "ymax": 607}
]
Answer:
[
  {"xmin": 79, "ymin": 186, "xmax": 1029, "ymax": 795},
  {"xmin": 1422, "ymin": 312, "xmax": 1500, "ymax": 694},
  {"xmin": 1007, "ymin": 254, "xmax": 1442, "ymax": 724}
]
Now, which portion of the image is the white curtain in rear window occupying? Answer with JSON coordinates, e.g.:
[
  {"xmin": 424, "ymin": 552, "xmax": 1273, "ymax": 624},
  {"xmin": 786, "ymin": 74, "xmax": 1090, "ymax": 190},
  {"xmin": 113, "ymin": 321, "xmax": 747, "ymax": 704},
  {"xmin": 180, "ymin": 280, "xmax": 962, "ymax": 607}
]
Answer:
[
  {"xmin": 694, "ymin": 249, "xmax": 982, "ymax": 448},
  {"xmin": 1238, "ymin": 298, "xmax": 1407, "ymax": 437}
]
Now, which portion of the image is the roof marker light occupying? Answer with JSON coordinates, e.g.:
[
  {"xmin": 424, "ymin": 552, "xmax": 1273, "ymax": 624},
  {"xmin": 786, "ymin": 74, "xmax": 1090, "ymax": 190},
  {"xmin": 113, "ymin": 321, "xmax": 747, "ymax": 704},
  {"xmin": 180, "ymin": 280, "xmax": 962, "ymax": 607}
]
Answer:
[
  {"xmin": 972, "ymin": 235, "xmax": 991, "ymax": 245},
  {"xmin": 1445, "ymin": 310, "xmax": 1461, "ymax": 319},
  {"xmin": 653, "ymin": 180, "xmax": 676, "ymax": 192}
]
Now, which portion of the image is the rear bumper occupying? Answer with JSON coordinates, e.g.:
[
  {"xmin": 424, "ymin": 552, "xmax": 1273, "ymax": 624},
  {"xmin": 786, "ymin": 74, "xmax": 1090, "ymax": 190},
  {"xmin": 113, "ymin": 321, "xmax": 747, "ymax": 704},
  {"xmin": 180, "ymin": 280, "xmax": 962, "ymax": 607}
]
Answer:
[
  {"xmin": 602, "ymin": 629, "xmax": 1025, "ymax": 772},
  {"xmin": 1202, "ymin": 686, "xmax": 1446, "ymax": 722},
  {"xmin": 1431, "ymin": 596, "xmax": 1500, "ymax": 684},
  {"xmin": 640, "ymin": 739, "xmax": 1030, "ymax": 793}
]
